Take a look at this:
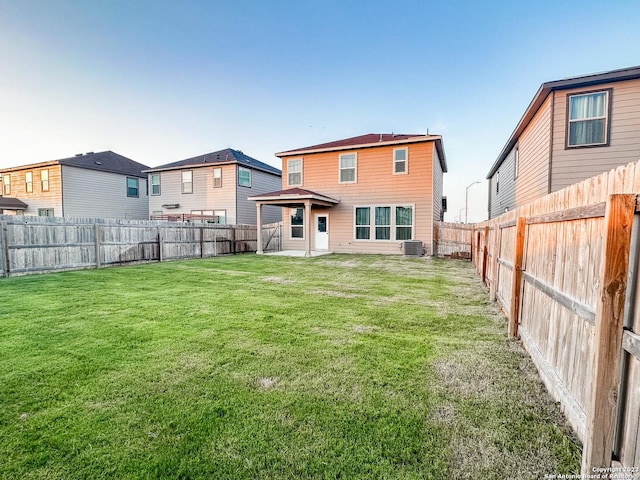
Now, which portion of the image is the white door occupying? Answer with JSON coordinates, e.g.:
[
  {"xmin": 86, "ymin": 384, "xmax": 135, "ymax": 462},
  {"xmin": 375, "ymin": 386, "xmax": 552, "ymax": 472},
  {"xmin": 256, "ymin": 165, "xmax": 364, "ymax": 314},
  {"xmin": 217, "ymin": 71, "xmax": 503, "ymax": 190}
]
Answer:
[{"xmin": 315, "ymin": 214, "xmax": 329, "ymax": 250}]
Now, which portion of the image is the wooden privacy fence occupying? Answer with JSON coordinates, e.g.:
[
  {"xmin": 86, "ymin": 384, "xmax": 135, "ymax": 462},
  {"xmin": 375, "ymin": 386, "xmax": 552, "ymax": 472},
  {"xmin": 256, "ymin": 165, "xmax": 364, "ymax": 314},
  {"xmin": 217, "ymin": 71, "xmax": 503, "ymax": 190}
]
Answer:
[
  {"xmin": 472, "ymin": 160, "xmax": 640, "ymax": 474},
  {"xmin": 0, "ymin": 216, "xmax": 282, "ymax": 277},
  {"xmin": 434, "ymin": 222, "xmax": 472, "ymax": 259}
]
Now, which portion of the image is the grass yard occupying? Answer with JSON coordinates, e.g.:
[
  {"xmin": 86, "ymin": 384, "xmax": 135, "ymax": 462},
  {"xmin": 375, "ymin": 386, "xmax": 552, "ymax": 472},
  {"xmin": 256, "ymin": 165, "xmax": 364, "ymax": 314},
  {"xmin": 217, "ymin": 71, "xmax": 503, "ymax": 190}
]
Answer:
[{"xmin": 0, "ymin": 254, "xmax": 581, "ymax": 479}]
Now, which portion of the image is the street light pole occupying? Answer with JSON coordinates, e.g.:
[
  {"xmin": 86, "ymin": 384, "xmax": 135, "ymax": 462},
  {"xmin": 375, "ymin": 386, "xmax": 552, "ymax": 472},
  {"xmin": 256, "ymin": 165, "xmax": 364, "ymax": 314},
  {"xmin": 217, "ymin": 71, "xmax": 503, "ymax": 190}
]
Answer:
[{"xmin": 465, "ymin": 181, "xmax": 481, "ymax": 224}]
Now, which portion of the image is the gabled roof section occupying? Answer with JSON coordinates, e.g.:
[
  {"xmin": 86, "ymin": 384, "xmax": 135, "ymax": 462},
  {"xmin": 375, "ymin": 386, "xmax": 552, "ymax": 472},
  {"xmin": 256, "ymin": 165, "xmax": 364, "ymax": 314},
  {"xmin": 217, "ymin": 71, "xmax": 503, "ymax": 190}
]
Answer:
[
  {"xmin": 58, "ymin": 151, "xmax": 150, "ymax": 178},
  {"xmin": 487, "ymin": 65, "xmax": 640, "ymax": 178},
  {"xmin": 145, "ymin": 148, "xmax": 281, "ymax": 176},
  {"xmin": 0, "ymin": 151, "xmax": 149, "ymax": 178},
  {"xmin": 248, "ymin": 187, "xmax": 340, "ymax": 208},
  {"xmin": 276, "ymin": 133, "xmax": 447, "ymax": 172},
  {"xmin": 0, "ymin": 197, "xmax": 28, "ymax": 210}
]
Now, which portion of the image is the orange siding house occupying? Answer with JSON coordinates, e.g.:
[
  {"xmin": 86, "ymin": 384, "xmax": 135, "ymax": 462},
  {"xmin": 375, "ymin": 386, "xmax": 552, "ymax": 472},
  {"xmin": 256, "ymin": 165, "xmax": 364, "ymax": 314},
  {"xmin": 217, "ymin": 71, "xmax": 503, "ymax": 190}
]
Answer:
[{"xmin": 251, "ymin": 134, "xmax": 447, "ymax": 256}]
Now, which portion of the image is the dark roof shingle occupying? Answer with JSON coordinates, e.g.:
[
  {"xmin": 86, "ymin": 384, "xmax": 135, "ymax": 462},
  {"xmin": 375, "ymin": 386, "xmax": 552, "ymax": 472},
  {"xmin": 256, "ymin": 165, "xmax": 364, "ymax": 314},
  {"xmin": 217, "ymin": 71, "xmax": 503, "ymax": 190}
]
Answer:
[
  {"xmin": 58, "ymin": 151, "xmax": 149, "ymax": 178},
  {"xmin": 147, "ymin": 148, "xmax": 281, "ymax": 175}
]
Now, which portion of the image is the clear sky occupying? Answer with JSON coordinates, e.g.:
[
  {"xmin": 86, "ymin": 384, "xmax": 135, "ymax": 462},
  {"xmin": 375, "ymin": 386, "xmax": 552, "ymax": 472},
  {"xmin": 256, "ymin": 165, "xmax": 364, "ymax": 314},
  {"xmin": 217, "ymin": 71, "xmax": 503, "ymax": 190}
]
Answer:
[{"xmin": 1, "ymin": 0, "xmax": 639, "ymax": 222}]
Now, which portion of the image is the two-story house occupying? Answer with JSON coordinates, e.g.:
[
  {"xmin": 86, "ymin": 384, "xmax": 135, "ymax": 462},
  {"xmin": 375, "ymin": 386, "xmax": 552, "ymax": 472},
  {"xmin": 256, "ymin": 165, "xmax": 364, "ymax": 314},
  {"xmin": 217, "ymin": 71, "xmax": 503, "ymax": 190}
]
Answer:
[
  {"xmin": 144, "ymin": 148, "xmax": 282, "ymax": 224},
  {"xmin": 487, "ymin": 65, "xmax": 640, "ymax": 218},
  {"xmin": 0, "ymin": 151, "xmax": 149, "ymax": 219},
  {"xmin": 250, "ymin": 133, "xmax": 447, "ymax": 257}
]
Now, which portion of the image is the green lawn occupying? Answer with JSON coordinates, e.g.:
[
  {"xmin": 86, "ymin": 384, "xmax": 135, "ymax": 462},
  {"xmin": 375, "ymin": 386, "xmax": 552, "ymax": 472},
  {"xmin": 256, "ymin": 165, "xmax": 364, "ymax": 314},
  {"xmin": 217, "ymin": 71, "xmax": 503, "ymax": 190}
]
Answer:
[{"xmin": 0, "ymin": 254, "xmax": 580, "ymax": 479}]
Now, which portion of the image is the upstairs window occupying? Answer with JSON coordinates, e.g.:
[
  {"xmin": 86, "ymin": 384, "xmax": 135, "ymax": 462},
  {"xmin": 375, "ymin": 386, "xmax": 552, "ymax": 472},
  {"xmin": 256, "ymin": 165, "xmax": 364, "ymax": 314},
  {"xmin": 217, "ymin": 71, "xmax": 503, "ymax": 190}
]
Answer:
[
  {"xmin": 41, "ymin": 169, "xmax": 49, "ymax": 192},
  {"xmin": 238, "ymin": 167, "xmax": 251, "ymax": 187},
  {"xmin": 2, "ymin": 174, "xmax": 10, "ymax": 195},
  {"xmin": 496, "ymin": 171, "xmax": 500, "ymax": 194},
  {"xmin": 393, "ymin": 148, "xmax": 408, "ymax": 174},
  {"xmin": 182, "ymin": 171, "xmax": 193, "ymax": 194},
  {"xmin": 567, "ymin": 90, "xmax": 610, "ymax": 147},
  {"xmin": 339, "ymin": 153, "xmax": 357, "ymax": 183},
  {"xmin": 213, "ymin": 168, "xmax": 222, "ymax": 188},
  {"xmin": 288, "ymin": 159, "xmax": 302, "ymax": 186},
  {"xmin": 150, "ymin": 174, "xmax": 161, "ymax": 195},
  {"xmin": 25, "ymin": 172, "xmax": 33, "ymax": 193},
  {"xmin": 127, "ymin": 177, "xmax": 139, "ymax": 197}
]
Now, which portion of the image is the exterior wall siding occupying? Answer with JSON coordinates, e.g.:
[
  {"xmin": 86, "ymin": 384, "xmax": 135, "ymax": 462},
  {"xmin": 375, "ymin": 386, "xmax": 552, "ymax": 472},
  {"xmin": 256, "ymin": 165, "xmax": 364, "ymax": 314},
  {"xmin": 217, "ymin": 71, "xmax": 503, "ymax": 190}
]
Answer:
[
  {"xmin": 515, "ymin": 94, "xmax": 552, "ymax": 207},
  {"xmin": 280, "ymin": 141, "xmax": 440, "ymax": 255},
  {"xmin": 0, "ymin": 165, "xmax": 63, "ymax": 216},
  {"xmin": 236, "ymin": 167, "xmax": 282, "ymax": 224},
  {"xmin": 489, "ymin": 146, "xmax": 517, "ymax": 218},
  {"xmin": 62, "ymin": 166, "xmax": 149, "ymax": 219},
  {"xmin": 148, "ymin": 165, "xmax": 238, "ymax": 223},
  {"xmin": 550, "ymin": 78, "xmax": 640, "ymax": 191}
]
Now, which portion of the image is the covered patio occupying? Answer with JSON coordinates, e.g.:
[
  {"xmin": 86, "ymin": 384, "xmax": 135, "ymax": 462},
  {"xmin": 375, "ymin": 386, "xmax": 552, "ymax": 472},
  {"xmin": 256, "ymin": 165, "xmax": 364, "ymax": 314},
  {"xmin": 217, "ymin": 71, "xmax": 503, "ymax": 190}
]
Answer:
[{"xmin": 249, "ymin": 188, "xmax": 340, "ymax": 258}]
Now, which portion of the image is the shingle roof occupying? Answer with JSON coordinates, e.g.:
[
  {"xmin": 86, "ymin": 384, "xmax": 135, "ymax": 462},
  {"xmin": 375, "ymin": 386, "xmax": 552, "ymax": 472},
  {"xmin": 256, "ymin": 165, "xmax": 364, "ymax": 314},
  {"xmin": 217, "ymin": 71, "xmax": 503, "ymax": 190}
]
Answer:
[
  {"xmin": 276, "ymin": 133, "xmax": 447, "ymax": 172},
  {"xmin": 146, "ymin": 148, "xmax": 281, "ymax": 176},
  {"xmin": 58, "ymin": 151, "xmax": 150, "ymax": 178},
  {"xmin": 0, "ymin": 197, "xmax": 28, "ymax": 209},
  {"xmin": 277, "ymin": 133, "xmax": 426, "ymax": 155}
]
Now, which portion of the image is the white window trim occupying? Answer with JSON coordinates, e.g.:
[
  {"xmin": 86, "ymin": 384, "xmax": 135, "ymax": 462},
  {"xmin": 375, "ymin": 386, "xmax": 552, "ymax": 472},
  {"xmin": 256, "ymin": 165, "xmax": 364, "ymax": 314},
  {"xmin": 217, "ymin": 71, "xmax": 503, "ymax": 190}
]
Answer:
[
  {"xmin": 40, "ymin": 169, "xmax": 49, "ymax": 192},
  {"xmin": 127, "ymin": 177, "xmax": 139, "ymax": 198},
  {"xmin": 352, "ymin": 204, "xmax": 415, "ymax": 242},
  {"xmin": 513, "ymin": 147, "xmax": 519, "ymax": 180},
  {"xmin": 25, "ymin": 171, "xmax": 33, "ymax": 193},
  {"xmin": 567, "ymin": 90, "xmax": 610, "ymax": 148},
  {"xmin": 150, "ymin": 173, "xmax": 161, "ymax": 196},
  {"xmin": 339, "ymin": 152, "xmax": 357, "ymax": 184},
  {"xmin": 287, "ymin": 158, "xmax": 303, "ymax": 187},
  {"xmin": 393, "ymin": 147, "xmax": 409, "ymax": 175},
  {"xmin": 289, "ymin": 207, "xmax": 305, "ymax": 240},
  {"xmin": 182, "ymin": 170, "xmax": 193, "ymax": 194},
  {"xmin": 213, "ymin": 167, "xmax": 222, "ymax": 188},
  {"xmin": 238, "ymin": 166, "xmax": 252, "ymax": 187}
]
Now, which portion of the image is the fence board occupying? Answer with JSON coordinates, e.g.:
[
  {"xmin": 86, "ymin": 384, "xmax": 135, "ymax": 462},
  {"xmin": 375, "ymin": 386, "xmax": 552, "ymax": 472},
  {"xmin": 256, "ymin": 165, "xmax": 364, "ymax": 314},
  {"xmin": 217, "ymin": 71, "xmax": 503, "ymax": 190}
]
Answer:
[{"xmin": 0, "ymin": 215, "xmax": 282, "ymax": 277}]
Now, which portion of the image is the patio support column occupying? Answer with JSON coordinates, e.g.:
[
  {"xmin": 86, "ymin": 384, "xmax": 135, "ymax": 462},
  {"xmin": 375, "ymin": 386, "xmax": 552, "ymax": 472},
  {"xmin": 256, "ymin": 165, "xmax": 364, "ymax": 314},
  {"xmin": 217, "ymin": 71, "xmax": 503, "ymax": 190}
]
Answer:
[
  {"xmin": 256, "ymin": 202, "xmax": 263, "ymax": 255},
  {"xmin": 304, "ymin": 199, "xmax": 312, "ymax": 257}
]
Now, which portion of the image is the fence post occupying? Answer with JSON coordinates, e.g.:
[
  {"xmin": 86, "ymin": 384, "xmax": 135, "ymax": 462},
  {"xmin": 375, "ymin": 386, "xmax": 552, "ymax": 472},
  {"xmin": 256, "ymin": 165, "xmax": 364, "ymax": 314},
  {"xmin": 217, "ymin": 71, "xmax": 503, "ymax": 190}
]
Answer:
[
  {"xmin": 95, "ymin": 223, "xmax": 101, "ymax": 268},
  {"xmin": 490, "ymin": 226, "xmax": 501, "ymax": 301},
  {"xmin": 1, "ymin": 219, "xmax": 9, "ymax": 277},
  {"xmin": 199, "ymin": 227, "xmax": 204, "ymax": 258},
  {"xmin": 231, "ymin": 226, "xmax": 236, "ymax": 254},
  {"xmin": 508, "ymin": 217, "xmax": 526, "ymax": 339},
  {"xmin": 157, "ymin": 226, "xmax": 163, "ymax": 262},
  {"xmin": 581, "ymin": 194, "xmax": 636, "ymax": 473}
]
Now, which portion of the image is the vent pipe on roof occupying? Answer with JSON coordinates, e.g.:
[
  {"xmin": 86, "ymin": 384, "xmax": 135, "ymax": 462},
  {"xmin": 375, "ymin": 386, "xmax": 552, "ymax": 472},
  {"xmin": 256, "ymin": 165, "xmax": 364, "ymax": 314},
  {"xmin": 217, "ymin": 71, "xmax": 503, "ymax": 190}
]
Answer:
[
  {"xmin": 75, "ymin": 153, "xmax": 83, "ymax": 157},
  {"xmin": 86, "ymin": 152, "xmax": 94, "ymax": 154}
]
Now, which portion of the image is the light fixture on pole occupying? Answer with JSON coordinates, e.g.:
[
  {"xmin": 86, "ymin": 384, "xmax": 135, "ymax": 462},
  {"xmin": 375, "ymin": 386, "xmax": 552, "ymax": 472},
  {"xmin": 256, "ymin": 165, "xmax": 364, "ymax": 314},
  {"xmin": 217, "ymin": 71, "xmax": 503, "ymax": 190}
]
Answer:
[{"xmin": 465, "ymin": 181, "xmax": 481, "ymax": 224}]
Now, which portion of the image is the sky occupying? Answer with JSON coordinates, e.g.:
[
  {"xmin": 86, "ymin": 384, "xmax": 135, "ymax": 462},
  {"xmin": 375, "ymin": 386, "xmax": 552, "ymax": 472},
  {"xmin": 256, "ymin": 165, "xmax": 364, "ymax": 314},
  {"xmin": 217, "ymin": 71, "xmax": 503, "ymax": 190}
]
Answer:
[{"xmin": 1, "ymin": 0, "xmax": 639, "ymax": 223}]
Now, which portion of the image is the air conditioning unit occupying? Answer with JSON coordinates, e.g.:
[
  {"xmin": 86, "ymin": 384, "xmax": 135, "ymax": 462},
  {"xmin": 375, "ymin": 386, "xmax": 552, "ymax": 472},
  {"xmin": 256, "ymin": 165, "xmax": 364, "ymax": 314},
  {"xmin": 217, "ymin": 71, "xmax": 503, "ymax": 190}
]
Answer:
[{"xmin": 403, "ymin": 240, "xmax": 424, "ymax": 257}]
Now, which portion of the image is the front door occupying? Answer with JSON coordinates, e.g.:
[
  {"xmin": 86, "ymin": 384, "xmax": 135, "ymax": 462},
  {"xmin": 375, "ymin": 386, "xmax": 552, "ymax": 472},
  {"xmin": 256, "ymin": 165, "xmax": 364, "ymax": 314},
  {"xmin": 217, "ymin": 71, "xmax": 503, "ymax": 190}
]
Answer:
[{"xmin": 315, "ymin": 214, "xmax": 329, "ymax": 251}]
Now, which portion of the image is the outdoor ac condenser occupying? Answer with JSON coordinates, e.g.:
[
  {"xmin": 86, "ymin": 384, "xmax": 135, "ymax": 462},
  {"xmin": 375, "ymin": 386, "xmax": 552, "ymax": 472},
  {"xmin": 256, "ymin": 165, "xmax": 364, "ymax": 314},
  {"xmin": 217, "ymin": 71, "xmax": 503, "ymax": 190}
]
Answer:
[{"xmin": 403, "ymin": 240, "xmax": 424, "ymax": 257}]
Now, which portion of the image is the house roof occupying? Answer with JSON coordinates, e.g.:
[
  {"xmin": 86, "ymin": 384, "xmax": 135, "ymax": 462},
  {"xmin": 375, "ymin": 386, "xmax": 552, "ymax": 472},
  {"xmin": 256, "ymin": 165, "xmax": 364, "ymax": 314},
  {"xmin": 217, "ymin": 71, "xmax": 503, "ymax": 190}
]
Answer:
[
  {"xmin": 0, "ymin": 197, "xmax": 28, "ymax": 210},
  {"xmin": 0, "ymin": 151, "xmax": 149, "ymax": 179},
  {"xmin": 144, "ymin": 148, "xmax": 281, "ymax": 176},
  {"xmin": 276, "ymin": 133, "xmax": 448, "ymax": 172},
  {"xmin": 487, "ymin": 65, "xmax": 640, "ymax": 178}
]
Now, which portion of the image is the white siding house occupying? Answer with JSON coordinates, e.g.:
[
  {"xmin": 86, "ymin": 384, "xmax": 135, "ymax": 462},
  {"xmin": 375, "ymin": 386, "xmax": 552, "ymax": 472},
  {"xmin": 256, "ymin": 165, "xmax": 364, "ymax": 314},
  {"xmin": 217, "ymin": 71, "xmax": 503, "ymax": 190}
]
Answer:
[{"xmin": 145, "ymin": 148, "xmax": 282, "ymax": 224}]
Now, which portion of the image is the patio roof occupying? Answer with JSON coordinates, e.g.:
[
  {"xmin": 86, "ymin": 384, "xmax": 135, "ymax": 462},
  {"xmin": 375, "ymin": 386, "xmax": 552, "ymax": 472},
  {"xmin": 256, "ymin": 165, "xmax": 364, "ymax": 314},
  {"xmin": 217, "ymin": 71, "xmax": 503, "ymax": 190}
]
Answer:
[
  {"xmin": 0, "ymin": 197, "xmax": 28, "ymax": 210},
  {"xmin": 248, "ymin": 188, "xmax": 340, "ymax": 208}
]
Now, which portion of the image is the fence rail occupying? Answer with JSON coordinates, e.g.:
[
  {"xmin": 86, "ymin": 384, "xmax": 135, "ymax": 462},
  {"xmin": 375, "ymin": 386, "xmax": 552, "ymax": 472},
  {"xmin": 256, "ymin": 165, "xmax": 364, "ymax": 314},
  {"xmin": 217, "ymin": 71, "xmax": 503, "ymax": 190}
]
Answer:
[
  {"xmin": 0, "ymin": 215, "xmax": 281, "ymax": 277},
  {"xmin": 470, "ymin": 159, "xmax": 640, "ymax": 474}
]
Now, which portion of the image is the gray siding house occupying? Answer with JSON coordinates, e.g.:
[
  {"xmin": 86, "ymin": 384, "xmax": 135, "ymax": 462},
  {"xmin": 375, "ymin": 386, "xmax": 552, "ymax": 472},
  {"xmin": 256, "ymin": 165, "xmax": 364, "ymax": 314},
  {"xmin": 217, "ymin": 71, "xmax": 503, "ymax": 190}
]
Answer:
[
  {"xmin": 0, "ymin": 151, "xmax": 149, "ymax": 219},
  {"xmin": 487, "ymin": 65, "xmax": 640, "ymax": 218},
  {"xmin": 145, "ymin": 148, "xmax": 282, "ymax": 225}
]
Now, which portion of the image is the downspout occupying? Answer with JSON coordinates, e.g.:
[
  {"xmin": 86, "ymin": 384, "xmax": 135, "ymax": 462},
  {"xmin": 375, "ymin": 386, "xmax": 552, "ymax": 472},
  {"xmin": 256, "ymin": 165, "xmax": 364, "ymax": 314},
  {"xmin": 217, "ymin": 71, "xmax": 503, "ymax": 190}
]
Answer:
[
  {"xmin": 60, "ymin": 164, "xmax": 65, "ymax": 216},
  {"xmin": 547, "ymin": 91, "xmax": 555, "ymax": 194}
]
